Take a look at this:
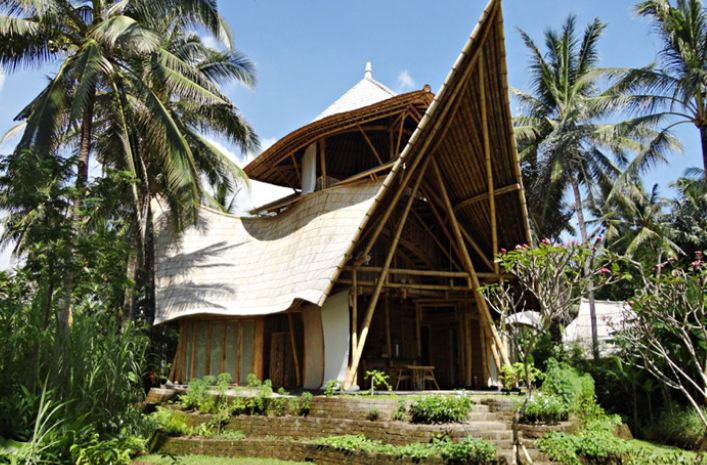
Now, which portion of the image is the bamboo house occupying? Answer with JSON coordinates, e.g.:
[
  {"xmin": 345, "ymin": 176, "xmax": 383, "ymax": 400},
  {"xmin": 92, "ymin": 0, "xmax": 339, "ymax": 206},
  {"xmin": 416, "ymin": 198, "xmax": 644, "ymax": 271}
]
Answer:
[{"xmin": 154, "ymin": 0, "xmax": 531, "ymax": 390}]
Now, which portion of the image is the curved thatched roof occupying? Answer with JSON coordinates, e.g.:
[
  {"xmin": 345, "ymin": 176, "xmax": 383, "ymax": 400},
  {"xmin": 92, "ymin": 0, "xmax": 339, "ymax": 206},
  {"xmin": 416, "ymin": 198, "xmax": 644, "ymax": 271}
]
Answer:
[{"xmin": 153, "ymin": 181, "xmax": 383, "ymax": 325}]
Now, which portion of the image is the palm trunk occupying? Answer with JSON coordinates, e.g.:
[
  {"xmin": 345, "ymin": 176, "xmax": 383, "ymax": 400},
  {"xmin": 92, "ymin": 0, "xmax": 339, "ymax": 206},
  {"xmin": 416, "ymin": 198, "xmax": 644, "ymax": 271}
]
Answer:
[
  {"xmin": 121, "ymin": 249, "xmax": 138, "ymax": 328},
  {"xmin": 58, "ymin": 87, "xmax": 96, "ymax": 328},
  {"xmin": 570, "ymin": 174, "xmax": 600, "ymax": 361},
  {"xmin": 700, "ymin": 125, "xmax": 707, "ymax": 175}
]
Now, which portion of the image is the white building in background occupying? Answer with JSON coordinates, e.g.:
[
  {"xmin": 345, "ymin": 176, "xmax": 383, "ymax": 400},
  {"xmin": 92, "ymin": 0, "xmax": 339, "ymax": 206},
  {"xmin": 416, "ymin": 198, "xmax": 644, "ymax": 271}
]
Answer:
[{"xmin": 563, "ymin": 299, "xmax": 631, "ymax": 357}]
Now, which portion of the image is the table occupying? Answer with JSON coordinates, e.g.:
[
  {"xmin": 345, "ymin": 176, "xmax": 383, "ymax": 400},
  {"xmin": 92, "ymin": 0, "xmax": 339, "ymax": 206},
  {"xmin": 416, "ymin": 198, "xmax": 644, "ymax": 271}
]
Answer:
[{"xmin": 394, "ymin": 365, "xmax": 440, "ymax": 390}]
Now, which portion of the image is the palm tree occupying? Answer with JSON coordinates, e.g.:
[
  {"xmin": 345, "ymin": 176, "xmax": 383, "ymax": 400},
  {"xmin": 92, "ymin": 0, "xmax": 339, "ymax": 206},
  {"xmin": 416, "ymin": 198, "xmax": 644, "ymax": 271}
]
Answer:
[
  {"xmin": 0, "ymin": 1, "xmax": 258, "ymax": 325},
  {"xmin": 597, "ymin": 182, "xmax": 681, "ymax": 263},
  {"xmin": 668, "ymin": 167, "xmax": 707, "ymax": 254},
  {"xmin": 513, "ymin": 15, "xmax": 679, "ymax": 359},
  {"xmin": 635, "ymin": 0, "xmax": 707, "ymax": 173}
]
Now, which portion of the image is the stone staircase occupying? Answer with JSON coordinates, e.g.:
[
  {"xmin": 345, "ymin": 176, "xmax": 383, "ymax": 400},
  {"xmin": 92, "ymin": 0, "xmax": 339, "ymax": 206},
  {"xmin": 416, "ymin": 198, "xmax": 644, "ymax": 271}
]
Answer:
[{"xmin": 155, "ymin": 395, "xmax": 565, "ymax": 465}]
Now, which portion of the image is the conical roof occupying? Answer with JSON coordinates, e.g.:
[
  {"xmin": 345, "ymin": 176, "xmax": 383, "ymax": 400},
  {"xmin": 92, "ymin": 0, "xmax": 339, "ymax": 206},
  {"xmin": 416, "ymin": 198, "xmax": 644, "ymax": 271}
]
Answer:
[{"xmin": 313, "ymin": 62, "xmax": 396, "ymax": 121}]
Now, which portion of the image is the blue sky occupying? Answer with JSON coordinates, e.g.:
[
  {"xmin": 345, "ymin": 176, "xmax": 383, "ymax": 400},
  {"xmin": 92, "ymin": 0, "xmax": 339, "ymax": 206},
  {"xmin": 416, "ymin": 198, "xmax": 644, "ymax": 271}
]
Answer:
[{"xmin": 0, "ymin": 0, "xmax": 701, "ymax": 266}]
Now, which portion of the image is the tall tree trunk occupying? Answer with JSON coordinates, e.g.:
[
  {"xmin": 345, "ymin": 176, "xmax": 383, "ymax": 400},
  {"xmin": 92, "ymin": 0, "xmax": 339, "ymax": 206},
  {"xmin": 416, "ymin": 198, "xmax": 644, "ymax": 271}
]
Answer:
[
  {"xmin": 121, "ymin": 249, "xmax": 138, "ymax": 328},
  {"xmin": 142, "ymin": 203, "xmax": 156, "ymax": 325},
  {"xmin": 570, "ymin": 173, "xmax": 600, "ymax": 361},
  {"xmin": 58, "ymin": 87, "xmax": 96, "ymax": 328},
  {"xmin": 700, "ymin": 125, "xmax": 707, "ymax": 175}
]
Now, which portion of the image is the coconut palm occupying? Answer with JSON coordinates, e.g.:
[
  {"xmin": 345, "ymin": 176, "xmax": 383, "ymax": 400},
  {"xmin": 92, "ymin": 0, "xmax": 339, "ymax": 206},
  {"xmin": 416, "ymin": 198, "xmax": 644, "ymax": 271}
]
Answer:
[
  {"xmin": 598, "ymin": 182, "xmax": 681, "ymax": 263},
  {"xmin": 513, "ymin": 15, "xmax": 679, "ymax": 359},
  {"xmin": 0, "ymin": 1, "xmax": 258, "ymax": 324},
  {"xmin": 634, "ymin": 0, "xmax": 707, "ymax": 172},
  {"xmin": 668, "ymin": 167, "xmax": 707, "ymax": 254}
]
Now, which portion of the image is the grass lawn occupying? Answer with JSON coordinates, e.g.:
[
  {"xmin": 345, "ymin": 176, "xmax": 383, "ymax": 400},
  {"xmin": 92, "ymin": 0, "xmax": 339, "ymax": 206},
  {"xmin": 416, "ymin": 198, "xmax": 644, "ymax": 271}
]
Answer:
[{"xmin": 134, "ymin": 455, "xmax": 311, "ymax": 465}]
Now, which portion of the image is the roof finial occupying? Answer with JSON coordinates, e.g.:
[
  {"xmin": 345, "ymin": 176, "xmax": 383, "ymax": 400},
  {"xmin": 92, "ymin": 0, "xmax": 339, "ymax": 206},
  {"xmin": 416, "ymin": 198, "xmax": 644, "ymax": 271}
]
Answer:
[{"xmin": 364, "ymin": 61, "xmax": 372, "ymax": 80}]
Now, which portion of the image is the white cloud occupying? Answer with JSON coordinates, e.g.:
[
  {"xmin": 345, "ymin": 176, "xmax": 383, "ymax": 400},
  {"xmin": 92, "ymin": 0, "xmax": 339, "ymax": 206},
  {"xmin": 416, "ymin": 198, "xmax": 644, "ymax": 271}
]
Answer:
[{"xmin": 397, "ymin": 69, "xmax": 416, "ymax": 90}]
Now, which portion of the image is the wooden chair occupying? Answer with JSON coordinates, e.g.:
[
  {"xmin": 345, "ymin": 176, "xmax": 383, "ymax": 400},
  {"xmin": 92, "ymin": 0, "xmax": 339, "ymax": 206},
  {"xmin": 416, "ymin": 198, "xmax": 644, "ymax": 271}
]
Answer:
[{"xmin": 393, "ymin": 366, "xmax": 411, "ymax": 390}]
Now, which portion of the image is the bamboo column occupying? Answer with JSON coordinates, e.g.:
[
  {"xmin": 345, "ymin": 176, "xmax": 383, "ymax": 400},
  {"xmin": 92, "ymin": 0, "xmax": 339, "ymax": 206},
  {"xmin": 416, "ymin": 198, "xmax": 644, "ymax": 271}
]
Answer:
[
  {"xmin": 430, "ymin": 160, "xmax": 509, "ymax": 369},
  {"xmin": 478, "ymin": 51, "xmax": 499, "ymax": 275},
  {"xmin": 344, "ymin": 155, "xmax": 432, "ymax": 388},
  {"xmin": 287, "ymin": 312, "xmax": 301, "ymax": 386}
]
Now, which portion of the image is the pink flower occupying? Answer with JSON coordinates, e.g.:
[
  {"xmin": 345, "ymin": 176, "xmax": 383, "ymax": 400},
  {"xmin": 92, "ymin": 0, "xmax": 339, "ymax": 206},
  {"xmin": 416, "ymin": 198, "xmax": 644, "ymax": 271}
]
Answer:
[
  {"xmin": 595, "ymin": 236, "xmax": 603, "ymax": 244},
  {"xmin": 541, "ymin": 238, "xmax": 552, "ymax": 245},
  {"xmin": 654, "ymin": 263, "xmax": 664, "ymax": 270},
  {"xmin": 500, "ymin": 248, "xmax": 507, "ymax": 254},
  {"xmin": 628, "ymin": 300, "xmax": 635, "ymax": 306},
  {"xmin": 522, "ymin": 243, "xmax": 530, "ymax": 249},
  {"xmin": 597, "ymin": 267, "xmax": 611, "ymax": 276},
  {"xmin": 690, "ymin": 259, "xmax": 702, "ymax": 269},
  {"xmin": 695, "ymin": 250, "xmax": 703, "ymax": 259},
  {"xmin": 515, "ymin": 244, "xmax": 523, "ymax": 250}
]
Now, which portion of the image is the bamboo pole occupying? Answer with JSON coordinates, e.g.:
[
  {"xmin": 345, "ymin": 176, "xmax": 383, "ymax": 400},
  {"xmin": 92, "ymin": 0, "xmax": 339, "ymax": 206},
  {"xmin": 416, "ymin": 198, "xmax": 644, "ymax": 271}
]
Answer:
[
  {"xmin": 452, "ymin": 183, "xmax": 521, "ymax": 213},
  {"xmin": 344, "ymin": 155, "xmax": 432, "ymax": 388},
  {"xmin": 430, "ymin": 160, "xmax": 509, "ymax": 369},
  {"xmin": 189, "ymin": 321, "xmax": 198, "ymax": 380},
  {"xmin": 415, "ymin": 304, "xmax": 422, "ymax": 358},
  {"xmin": 410, "ymin": 209, "xmax": 464, "ymax": 271},
  {"xmin": 358, "ymin": 125, "xmax": 384, "ymax": 165},
  {"xmin": 478, "ymin": 52, "xmax": 499, "ymax": 275},
  {"xmin": 344, "ymin": 265, "xmax": 469, "ymax": 279},
  {"xmin": 319, "ymin": 138, "xmax": 327, "ymax": 189},
  {"xmin": 385, "ymin": 295, "xmax": 392, "ymax": 358},
  {"xmin": 287, "ymin": 312, "xmax": 302, "ymax": 386},
  {"xmin": 350, "ymin": 270, "xmax": 358, "ymax": 367},
  {"xmin": 424, "ymin": 187, "xmax": 495, "ymax": 272}
]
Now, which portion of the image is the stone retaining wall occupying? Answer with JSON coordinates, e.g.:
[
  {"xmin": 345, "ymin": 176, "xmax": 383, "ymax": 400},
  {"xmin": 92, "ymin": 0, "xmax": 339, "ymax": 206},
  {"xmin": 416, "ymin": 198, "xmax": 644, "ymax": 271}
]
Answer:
[{"xmin": 156, "ymin": 437, "xmax": 504, "ymax": 465}]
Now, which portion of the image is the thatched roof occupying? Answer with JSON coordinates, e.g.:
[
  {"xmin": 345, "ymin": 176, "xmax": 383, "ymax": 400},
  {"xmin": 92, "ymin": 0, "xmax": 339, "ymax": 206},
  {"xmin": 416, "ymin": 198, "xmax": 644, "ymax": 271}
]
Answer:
[
  {"xmin": 153, "ymin": 181, "xmax": 382, "ymax": 325},
  {"xmin": 153, "ymin": 0, "xmax": 530, "ymax": 323},
  {"xmin": 314, "ymin": 62, "xmax": 397, "ymax": 121}
]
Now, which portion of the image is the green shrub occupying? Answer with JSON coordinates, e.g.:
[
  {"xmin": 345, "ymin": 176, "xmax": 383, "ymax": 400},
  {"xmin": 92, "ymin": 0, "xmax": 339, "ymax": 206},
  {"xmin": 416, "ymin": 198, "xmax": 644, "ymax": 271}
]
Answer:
[
  {"xmin": 434, "ymin": 436, "xmax": 497, "ymax": 465},
  {"xmin": 323, "ymin": 379, "xmax": 340, "ymax": 396},
  {"xmin": 541, "ymin": 358, "xmax": 601, "ymax": 418},
  {"xmin": 409, "ymin": 395, "xmax": 474, "ymax": 424},
  {"xmin": 539, "ymin": 430, "xmax": 706, "ymax": 465},
  {"xmin": 364, "ymin": 370, "xmax": 392, "ymax": 394},
  {"xmin": 298, "ymin": 392, "xmax": 313, "ymax": 416},
  {"xmin": 521, "ymin": 393, "xmax": 569, "ymax": 424},
  {"xmin": 365, "ymin": 408, "xmax": 380, "ymax": 421},
  {"xmin": 180, "ymin": 377, "xmax": 215, "ymax": 413},
  {"xmin": 653, "ymin": 405, "xmax": 707, "ymax": 450},
  {"xmin": 313, "ymin": 434, "xmax": 497, "ymax": 464},
  {"xmin": 392, "ymin": 400, "xmax": 407, "ymax": 421},
  {"xmin": 150, "ymin": 407, "xmax": 191, "ymax": 435}
]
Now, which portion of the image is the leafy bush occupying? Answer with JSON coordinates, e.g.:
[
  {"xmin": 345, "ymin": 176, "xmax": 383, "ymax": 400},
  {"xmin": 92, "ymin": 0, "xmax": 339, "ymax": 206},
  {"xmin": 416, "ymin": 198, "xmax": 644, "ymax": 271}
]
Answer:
[
  {"xmin": 409, "ymin": 395, "xmax": 474, "ymax": 424},
  {"xmin": 539, "ymin": 430, "xmax": 706, "ymax": 465},
  {"xmin": 435, "ymin": 436, "xmax": 497, "ymax": 465},
  {"xmin": 314, "ymin": 434, "xmax": 497, "ymax": 464},
  {"xmin": 150, "ymin": 408, "xmax": 191, "ymax": 435},
  {"xmin": 180, "ymin": 377, "xmax": 214, "ymax": 412},
  {"xmin": 521, "ymin": 393, "xmax": 569, "ymax": 424},
  {"xmin": 652, "ymin": 405, "xmax": 707, "ymax": 450},
  {"xmin": 323, "ymin": 379, "xmax": 341, "ymax": 396},
  {"xmin": 541, "ymin": 358, "xmax": 601, "ymax": 418},
  {"xmin": 365, "ymin": 408, "xmax": 380, "ymax": 421},
  {"xmin": 392, "ymin": 400, "xmax": 407, "ymax": 421},
  {"xmin": 298, "ymin": 392, "xmax": 313, "ymax": 416},
  {"xmin": 364, "ymin": 370, "xmax": 392, "ymax": 394}
]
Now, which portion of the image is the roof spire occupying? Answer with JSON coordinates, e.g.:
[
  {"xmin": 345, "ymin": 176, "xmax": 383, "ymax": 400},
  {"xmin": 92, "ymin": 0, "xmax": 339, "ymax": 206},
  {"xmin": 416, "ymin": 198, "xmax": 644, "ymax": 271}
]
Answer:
[{"xmin": 364, "ymin": 61, "xmax": 372, "ymax": 80}]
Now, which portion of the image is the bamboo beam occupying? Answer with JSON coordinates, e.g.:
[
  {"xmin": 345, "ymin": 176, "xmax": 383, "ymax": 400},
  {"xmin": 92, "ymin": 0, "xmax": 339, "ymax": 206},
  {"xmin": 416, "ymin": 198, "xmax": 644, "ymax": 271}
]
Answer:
[
  {"xmin": 410, "ymin": 209, "xmax": 464, "ymax": 271},
  {"xmin": 430, "ymin": 160, "xmax": 509, "ymax": 369},
  {"xmin": 290, "ymin": 154, "xmax": 301, "ymax": 185},
  {"xmin": 344, "ymin": 155, "xmax": 432, "ymax": 388},
  {"xmin": 384, "ymin": 295, "xmax": 392, "ymax": 358},
  {"xmin": 424, "ymin": 186, "xmax": 495, "ymax": 272},
  {"xmin": 319, "ymin": 138, "xmax": 327, "ymax": 189},
  {"xmin": 338, "ymin": 279, "xmax": 471, "ymax": 292},
  {"xmin": 287, "ymin": 312, "xmax": 301, "ymax": 387},
  {"xmin": 452, "ymin": 183, "xmax": 521, "ymax": 213},
  {"xmin": 344, "ymin": 265, "xmax": 469, "ymax": 279},
  {"xmin": 415, "ymin": 304, "xmax": 422, "ymax": 358},
  {"xmin": 478, "ymin": 52, "xmax": 498, "ymax": 275},
  {"xmin": 394, "ymin": 111, "xmax": 407, "ymax": 156},
  {"xmin": 189, "ymin": 322, "xmax": 197, "ymax": 380},
  {"xmin": 350, "ymin": 271, "xmax": 358, "ymax": 365},
  {"xmin": 358, "ymin": 125, "xmax": 384, "ymax": 165},
  {"xmin": 335, "ymin": 161, "xmax": 395, "ymax": 186}
]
